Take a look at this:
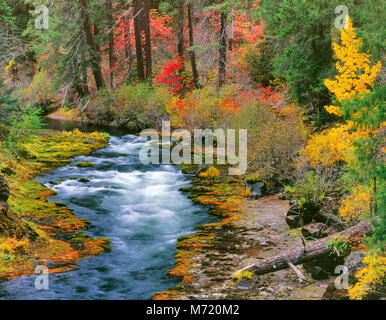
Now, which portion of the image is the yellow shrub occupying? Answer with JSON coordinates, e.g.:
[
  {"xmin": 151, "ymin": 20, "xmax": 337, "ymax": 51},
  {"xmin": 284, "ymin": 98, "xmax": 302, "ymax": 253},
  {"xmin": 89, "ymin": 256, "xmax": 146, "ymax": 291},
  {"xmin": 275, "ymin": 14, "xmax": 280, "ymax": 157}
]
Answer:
[
  {"xmin": 235, "ymin": 270, "xmax": 254, "ymax": 280},
  {"xmin": 338, "ymin": 184, "xmax": 372, "ymax": 222},
  {"xmin": 324, "ymin": 17, "xmax": 381, "ymax": 116},
  {"xmin": 301, "ymin": 122, "xmax": 368, "ymax": 167},
  {"xmin": 24, "ymin": 71, "xmax": 55, "ymax": 106},
  {"xmin": 348, "ymin": 252, "xmax": 386, "ymax": 300},
  {"xmin": 198, "ymin": 167, "xmax": 220, "ymax": 179}
]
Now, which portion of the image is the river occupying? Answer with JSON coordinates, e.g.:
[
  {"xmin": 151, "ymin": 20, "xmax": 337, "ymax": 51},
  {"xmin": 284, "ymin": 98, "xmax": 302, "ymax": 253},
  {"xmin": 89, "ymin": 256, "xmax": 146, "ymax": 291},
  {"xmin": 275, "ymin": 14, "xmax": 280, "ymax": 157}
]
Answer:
[{"xmin": 0, "ymin": 118, "xmax": 214, "ymax": 299}]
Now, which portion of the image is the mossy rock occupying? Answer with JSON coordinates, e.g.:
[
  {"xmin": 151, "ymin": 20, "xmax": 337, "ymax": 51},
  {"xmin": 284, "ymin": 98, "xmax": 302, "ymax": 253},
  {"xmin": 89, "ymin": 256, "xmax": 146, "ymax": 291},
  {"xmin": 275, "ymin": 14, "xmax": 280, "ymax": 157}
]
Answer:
[
  {"xmin": 75, "ymin": 162, "xmax": 94, "ymax": 168},
  {"xmin": 49, "ymin": 181, "xmax": 59, "ymax": 185},
  {"xmin": 77, "ymin": 178, "xmax": 90, "ymax": 183}
]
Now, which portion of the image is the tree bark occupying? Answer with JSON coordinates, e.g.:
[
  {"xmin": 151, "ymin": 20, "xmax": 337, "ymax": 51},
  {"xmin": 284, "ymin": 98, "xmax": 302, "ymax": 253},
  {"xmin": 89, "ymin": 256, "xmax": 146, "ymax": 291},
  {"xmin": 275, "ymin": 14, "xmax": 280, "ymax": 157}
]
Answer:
[
  {"xmin": 107, "ymin": 0, "xmax": 116, "ymax": 89},
  {"xmin": 236, "ymin": 221, "xmax": 373, "ymax": 276},
  {"xmin": 188, "ymin": 3, "xmax": 199, "ymax": 88},
  {"xmin": 229, "ymin": 6, "xmax": 234, "ymax": 51},
  {"xmin": 177, "ymin": 0, "xmax": 185, "ymax": 64},
  {"xmin": 143, "ymin": 0, "xmax": 152, "ymax": 79},
  {"xmin": 125, "ymin": 14, "xmax": 133, "ymax": 78},
  {"xmin": 80, "ymin": 0, "xmax": 106, "ymax": 90},
  {"xmin": 133, "ymin": 0, "xmax": 145, "ymax": 81},
  {"xmin": 133, "ymin": 0, "xmax": 151, "ymax": 80},
  {"xmin": 218, "ymin": 11, "xmax": 227, "ymax": 88}
]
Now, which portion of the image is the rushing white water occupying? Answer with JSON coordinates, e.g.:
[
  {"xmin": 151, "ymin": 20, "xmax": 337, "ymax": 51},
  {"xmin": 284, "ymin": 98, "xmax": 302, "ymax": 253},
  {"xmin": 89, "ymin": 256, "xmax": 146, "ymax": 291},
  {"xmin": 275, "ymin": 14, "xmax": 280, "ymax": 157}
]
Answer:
[{"xmin": 0, "ymin": 134, "xmax": 214, "ymax": 299}]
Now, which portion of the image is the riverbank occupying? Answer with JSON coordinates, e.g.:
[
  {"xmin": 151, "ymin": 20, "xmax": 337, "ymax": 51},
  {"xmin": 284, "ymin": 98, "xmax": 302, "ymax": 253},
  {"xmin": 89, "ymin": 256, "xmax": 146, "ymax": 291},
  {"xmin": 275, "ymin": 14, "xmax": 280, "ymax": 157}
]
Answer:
[
  {"xmin": 153, "ymin": 165, "xmax": 332, "ymax": 300},
  {"xmin": 0, "ymin": 129, "xmax": 111, "ymax": 280}
]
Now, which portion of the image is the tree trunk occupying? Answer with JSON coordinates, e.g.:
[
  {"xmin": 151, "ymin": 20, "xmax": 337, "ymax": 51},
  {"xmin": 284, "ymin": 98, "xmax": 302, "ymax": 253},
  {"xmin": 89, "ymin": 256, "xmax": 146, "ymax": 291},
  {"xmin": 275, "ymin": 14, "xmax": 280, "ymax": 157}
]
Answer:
[
  {"xmin": 133, "ymin": 0, "xmax": 145, "ymax": 81},
  {"xmin": 133, "ymin": 0, "xmax": 151, "ymax": 80},
  {"xmin": 229, "ymin": 6, "xmax": 234, "ymax": 51},
  {"xmin": 188, "ymin": 3, "xmax": 199, "ymax": 88},
  {"xmin": 80, "ymin": 0, "xmax": 106, "ymax": 90},
  {"xmin": 177, "ymin": 0, "xmax": 185, "ymax": 63},
  {"xmin": 143, "ymin": 0, "xmax": 152, "ymax": 79},
  {"xmin": 218, "ymin": 11, "xmax": 227, "ymax": 88},
  {"xmin": 237, "ymin": 221, "xmax": 373, "ymax": 276},
  {"xmin": 107, "ymin": 0, "xmax": 116, "ymax": 89},
  {"xmin": 125, "ymin": 14, "xmax": 133, "ymax": 78},
  {"xmin": 81, "ymin": 59, "xmax": 89, "ymax": 96}
]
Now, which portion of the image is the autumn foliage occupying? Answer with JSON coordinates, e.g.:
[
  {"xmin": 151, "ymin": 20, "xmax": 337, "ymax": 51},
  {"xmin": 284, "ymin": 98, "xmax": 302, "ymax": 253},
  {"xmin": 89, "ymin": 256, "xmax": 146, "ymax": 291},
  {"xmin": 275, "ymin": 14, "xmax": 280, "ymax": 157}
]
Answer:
[{"xmin": 155, "ymin": 56, "xmax": 184, "ymax": 94}]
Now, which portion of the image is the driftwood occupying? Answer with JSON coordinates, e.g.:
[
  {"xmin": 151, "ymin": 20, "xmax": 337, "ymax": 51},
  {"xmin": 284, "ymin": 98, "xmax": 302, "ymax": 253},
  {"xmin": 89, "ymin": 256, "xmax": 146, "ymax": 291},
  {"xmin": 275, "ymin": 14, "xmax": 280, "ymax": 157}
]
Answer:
[
  {"xmin": 287, "ymin": 261, "xmax": 306, "ymax": 283},
  {"xmin": 237, "ymin": 221, "xmax": 373, "ymax": 276}
]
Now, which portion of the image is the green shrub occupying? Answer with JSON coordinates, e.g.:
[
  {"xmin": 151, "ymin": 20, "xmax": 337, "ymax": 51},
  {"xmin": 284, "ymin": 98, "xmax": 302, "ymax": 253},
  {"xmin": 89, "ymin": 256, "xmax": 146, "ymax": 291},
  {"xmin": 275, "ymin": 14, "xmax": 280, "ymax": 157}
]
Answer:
[
  {"xmin": 115, "ymin": 83, "xmax": 172, "ymax": 129},
  {"xmin": 84, "ymin": 83, "xmax": 172, "ymax": 130},
  {"xmin": 284, "ymin": 171, "xmax": 331, "ymax": 207},
  {"xmin": 234, "ymin": 102, "xmax": 306, "ymax": 187},
  {"xmin": 23, "ymin": 71, "xmax": 55, "ymax": 113},
  {"xmin": 2, "ymin": 105, "xmax": 44, "ymax": 157},
  {"xmin": 244, "ymin": 42, "xmax": 274, "ymax": 87},
  {"xmin": 85, "ymin": 89, "xmax": 116, "ymax": 122},
  {"xmin": 167, "ymin": 85, "xmax": 241, "ymax": 130}
]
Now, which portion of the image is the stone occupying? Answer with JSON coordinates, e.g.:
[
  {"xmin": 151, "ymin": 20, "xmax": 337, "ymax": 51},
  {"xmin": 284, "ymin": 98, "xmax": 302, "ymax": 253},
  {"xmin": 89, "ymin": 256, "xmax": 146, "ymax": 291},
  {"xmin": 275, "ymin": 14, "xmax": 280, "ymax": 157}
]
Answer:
[
  {"xmin": 312, "ymin": 266, "xmax": 330, "ymax": 280},
  {"xmin": 78, "ymin": 178, "xmax": 90, "ymax": 183},
  {"xmin": 344, "ymin": 252, "xmax": 367, "ymax": 285},
  {"xmin": 236, "ymin": 279, "xmax": 254, "ymax": 290},
  {"xmin": 246, "ymin": 182, "xmax": 265, "ymax": 198},
  {"xmin": 286, "ymin": 214, "xmax": 304, "ymax": 228},
  {"xmin": 75, "ymin": 162, "xmax": 94, "ymax": 168},
  {"xmin": 301, "ymin": 223, "xmax": 327, "ymax": 239},
  {"xmin": 322, "ymin": 282, "xmax": 349, "ymax": 300},
  {"xmin": 303, "ymin": 253, "xmax": 345, "ymax": 275}
]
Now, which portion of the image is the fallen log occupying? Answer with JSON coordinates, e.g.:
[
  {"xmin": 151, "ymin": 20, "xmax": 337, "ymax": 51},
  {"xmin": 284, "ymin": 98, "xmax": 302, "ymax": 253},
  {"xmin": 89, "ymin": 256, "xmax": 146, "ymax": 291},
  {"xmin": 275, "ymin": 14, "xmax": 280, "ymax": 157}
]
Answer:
[{"xmin": 237, "ymin": 221, "xmax": 372, "ymax": 276}]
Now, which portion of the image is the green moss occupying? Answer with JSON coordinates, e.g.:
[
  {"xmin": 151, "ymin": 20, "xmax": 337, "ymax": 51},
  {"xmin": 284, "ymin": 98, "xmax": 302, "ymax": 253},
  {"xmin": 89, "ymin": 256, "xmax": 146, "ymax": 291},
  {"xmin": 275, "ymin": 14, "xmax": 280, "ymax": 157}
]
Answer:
[
  {"xmin": 77, "ymin": 178, "xmax": 90, "ymax": 183},
  {"xmin": 75, "ymin": 162, "xmax": 94, "ymax": 168},
  {"xmin": 0, "ymin": 129, "xmax": 110, "ymax": 280}
]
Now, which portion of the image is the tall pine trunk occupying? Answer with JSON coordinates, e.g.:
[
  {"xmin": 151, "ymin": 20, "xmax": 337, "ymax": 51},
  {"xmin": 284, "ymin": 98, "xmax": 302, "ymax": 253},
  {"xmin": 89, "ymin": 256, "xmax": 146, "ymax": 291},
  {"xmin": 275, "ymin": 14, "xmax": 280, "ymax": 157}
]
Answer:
[
  {"xmin": 188, "ymin": 3, "xmax": 199, "ymax": 88},
  {"xmin": 107, "ymin": 0, "xmax": 116, "ymax": 89},
  {"xmin": 143, "ymin": 0, "xmax": 152, "ymax": 79},
  {"xmin": 80, "ymin": 0, "xmax": 105, "ymax": 90},
  {"xmin": 133, "ymin": 0, "xmax": 145, "ymax": 81},
  {"xmin": 133, "ymin": 0, "xmax": 152, "ymax": 81},
  {"xmin": 218, "ymin": 11, "xmax": 227, "ymax": 88},
  {"xmin": 177, "ymin": 0, "xmax": 185, "ymax": 62},
  {"xmin": 125, "ymin": 14, "xmax": 133, "ymax": 78}
]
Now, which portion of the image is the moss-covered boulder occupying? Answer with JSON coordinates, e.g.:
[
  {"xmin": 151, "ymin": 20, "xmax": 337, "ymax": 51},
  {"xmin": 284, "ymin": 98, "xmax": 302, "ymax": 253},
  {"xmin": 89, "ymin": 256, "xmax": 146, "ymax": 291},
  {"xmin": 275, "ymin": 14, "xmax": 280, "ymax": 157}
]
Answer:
[{"xmin": 75, "ymin": 162, "xmax": 94, "ymax": 168}]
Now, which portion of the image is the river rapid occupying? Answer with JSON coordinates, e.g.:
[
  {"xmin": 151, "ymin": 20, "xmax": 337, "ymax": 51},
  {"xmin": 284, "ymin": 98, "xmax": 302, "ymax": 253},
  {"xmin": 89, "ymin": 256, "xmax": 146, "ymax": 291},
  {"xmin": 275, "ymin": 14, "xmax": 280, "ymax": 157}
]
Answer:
[{"xmin": 0, "ymin": 119, "xmax": 214, "ymax": 299}]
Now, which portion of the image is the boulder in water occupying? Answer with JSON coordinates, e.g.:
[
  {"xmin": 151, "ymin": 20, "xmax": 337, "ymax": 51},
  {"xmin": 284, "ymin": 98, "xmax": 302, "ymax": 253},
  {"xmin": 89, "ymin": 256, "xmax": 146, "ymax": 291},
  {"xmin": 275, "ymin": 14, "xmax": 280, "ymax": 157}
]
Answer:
[{"xmin": 76, "ymin": 162, "xmax": 94, "ymax": 168}]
